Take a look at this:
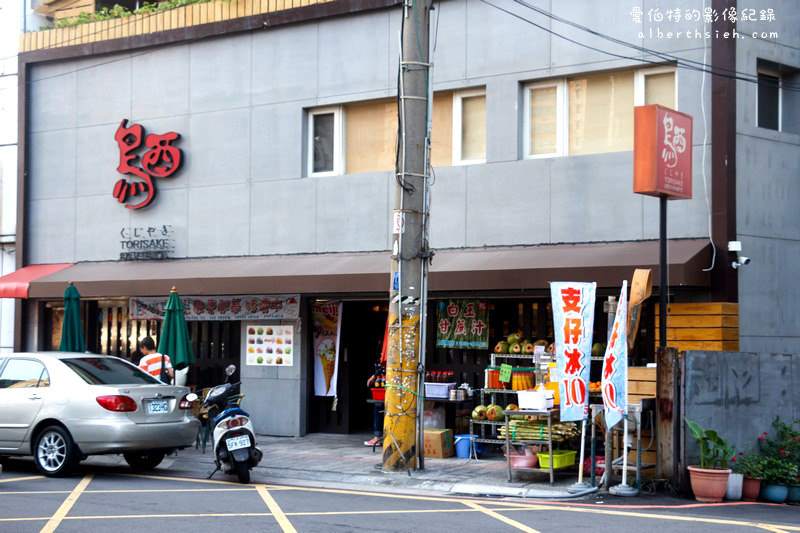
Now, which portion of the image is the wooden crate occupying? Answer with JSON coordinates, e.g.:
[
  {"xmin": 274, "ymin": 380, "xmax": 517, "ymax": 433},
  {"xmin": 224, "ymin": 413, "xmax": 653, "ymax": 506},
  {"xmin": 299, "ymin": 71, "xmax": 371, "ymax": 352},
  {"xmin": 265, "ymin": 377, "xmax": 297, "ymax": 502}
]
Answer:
[
  {"xmin": 655, "ymin": 302, "xmax": 738, "ymax": 352},
  {"xmin": 627, "ymin": 366, "xmax": 656, "ymax": 406}
]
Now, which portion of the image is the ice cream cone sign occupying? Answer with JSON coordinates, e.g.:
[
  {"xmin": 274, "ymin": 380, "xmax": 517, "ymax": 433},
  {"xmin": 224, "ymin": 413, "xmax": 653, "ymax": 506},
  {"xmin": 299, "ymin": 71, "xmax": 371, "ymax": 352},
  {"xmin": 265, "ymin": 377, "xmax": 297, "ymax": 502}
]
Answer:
[{"xmin": 312, "ymin": 301, "xmax": 342, "ymax": 397}]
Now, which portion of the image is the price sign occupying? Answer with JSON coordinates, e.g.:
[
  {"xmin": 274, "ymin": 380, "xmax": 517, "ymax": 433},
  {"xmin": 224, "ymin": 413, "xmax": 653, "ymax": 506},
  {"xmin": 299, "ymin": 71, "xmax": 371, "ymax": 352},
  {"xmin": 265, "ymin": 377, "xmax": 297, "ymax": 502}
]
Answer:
[{"xmin": 499, "ymin": 364, "xmax": 513, "ymax": 383}]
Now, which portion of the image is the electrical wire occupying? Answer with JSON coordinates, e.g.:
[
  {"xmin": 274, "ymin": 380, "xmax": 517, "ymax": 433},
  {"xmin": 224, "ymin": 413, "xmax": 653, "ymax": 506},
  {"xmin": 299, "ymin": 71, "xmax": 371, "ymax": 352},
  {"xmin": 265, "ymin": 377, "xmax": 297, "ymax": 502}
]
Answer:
[
  {"xmin": 698, "ymin": 0, "xmax": 716, "ymax": 273},
  {"xmin": 481, "ymin": 0, "xmax": 800, "ymax": 93},
  {"xmin": 511, "ymin": 0, "xmax": 800, "ymax": 92}
]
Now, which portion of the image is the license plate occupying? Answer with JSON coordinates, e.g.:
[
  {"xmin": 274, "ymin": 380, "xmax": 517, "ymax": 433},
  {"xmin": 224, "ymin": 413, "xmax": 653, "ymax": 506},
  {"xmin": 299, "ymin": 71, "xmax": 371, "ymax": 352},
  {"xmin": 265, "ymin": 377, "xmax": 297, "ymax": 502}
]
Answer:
[
  {"xmin": 146, "ymin": 400, "xmax": 169, "ymax": 414},
  {"xmin": 226, "ymin": 435, "xmax": 251, "ymax": 451}
]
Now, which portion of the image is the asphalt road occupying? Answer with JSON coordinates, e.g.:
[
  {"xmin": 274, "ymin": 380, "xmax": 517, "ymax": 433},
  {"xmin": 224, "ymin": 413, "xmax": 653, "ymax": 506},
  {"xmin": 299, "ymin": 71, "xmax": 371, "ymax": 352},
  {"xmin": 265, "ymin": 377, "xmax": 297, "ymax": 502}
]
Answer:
[{"xmin": 1, "ymin": 459, "xmax": 798, "ymax": 533}]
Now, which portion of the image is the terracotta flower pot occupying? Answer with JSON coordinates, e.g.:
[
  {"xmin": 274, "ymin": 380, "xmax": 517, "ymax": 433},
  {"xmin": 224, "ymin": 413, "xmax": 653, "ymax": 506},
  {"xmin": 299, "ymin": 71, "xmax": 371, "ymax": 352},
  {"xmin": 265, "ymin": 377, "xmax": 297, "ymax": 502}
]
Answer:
[
  {"xmin": 742, "ymin": 477, "xmax": 762, "ymax": 501},
  {"xmin": 688, "ymin": 465, "xmax": 731, "ymax": 503}
]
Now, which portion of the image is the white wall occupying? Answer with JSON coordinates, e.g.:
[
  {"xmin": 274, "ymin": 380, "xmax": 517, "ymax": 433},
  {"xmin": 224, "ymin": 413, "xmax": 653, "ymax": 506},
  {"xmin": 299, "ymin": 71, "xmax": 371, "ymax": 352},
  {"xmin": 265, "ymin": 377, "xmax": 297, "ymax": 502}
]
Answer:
[{"xmin": 0, "ymin": 0, "xmax": 22, "ymax": 352}]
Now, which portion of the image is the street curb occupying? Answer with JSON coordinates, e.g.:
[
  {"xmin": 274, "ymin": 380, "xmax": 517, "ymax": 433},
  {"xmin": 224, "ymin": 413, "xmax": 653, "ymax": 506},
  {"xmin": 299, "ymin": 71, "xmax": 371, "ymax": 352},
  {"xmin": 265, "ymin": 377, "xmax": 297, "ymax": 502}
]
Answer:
[{"xmin": 170, "ymin": 455, "xmax": 580, "ymax": 500}]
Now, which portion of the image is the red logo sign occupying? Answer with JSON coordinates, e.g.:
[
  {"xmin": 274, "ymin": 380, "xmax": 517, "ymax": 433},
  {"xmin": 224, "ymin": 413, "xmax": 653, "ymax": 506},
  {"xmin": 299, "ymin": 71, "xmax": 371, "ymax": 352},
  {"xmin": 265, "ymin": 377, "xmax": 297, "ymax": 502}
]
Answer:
[
  {"xmin": 633, "ymin": 105, "xmax": 692, "ymax": 200},
  {"xmin": 113, "ymin": 119, "xmax": 183, "ymax": 210}
]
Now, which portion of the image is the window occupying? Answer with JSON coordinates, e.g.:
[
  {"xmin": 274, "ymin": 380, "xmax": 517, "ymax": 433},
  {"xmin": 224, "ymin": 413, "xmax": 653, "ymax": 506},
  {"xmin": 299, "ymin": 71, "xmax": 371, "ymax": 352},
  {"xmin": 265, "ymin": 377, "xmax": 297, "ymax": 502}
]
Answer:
[
  {"xmin": 0, "ymin": 359, "xmax": 49, "ymax": 389},
  {"xmin": 430, "ymin": 92, "xmax": 453, "ymax": 167},
  {"xmin": 344, "ymin": 100, "xmax": 397, "ymax": 174},
  {"xmin": 524, "ymin": 81, "xmax": 565, "ymax": 158},
  {"xmin": 307, "ymin": 107, "xmax": 342, "ymax": 176},
  {"xmin": 635, "ymin": 67, "xmax": 677, "ymax": 108},
  {"xmin": 62, "ymin": 357, "xmax": 160, "ymax": 385},
  {"xmin": 524, "ymin": 67, "xmax": 676, "ymax": 158},
  {"xmin": 569, "ymin": 70, "xmax": 635, "ymax": 155},
  {"xmin": 453, "ymin": 89, "xmax": 486, "ymax": 164},
  {"xmin": 757, "ymin": 69, "xmax": 781, "ymax": 131}
]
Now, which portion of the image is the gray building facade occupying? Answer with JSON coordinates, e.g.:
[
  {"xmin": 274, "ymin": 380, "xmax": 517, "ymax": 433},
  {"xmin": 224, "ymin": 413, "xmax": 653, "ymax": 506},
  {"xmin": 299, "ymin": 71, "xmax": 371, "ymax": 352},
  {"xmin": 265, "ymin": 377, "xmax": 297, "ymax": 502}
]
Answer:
[{"xmin": 9, "ymin": 0, "xmax": 800, "ymax": 436}]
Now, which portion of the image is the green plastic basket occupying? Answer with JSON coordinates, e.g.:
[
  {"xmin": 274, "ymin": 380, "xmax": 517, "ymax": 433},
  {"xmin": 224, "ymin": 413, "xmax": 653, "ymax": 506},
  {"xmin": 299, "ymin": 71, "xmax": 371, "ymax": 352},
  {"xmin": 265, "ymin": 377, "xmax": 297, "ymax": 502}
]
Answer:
[{"xmin": 537, "ymin": 450, "xmax": 577, "ymax": 469}]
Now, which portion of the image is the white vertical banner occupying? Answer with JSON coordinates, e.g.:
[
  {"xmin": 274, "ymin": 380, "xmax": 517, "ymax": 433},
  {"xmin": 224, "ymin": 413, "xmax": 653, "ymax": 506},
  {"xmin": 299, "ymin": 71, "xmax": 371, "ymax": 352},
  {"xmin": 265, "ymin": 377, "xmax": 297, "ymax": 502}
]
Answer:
[
  {"xmin": 312, "ymin": 301, "xmax": 343, "ymax": 397},
  {"xmin": 602, "ymin": 281, "xmax": 629, "ymax": 429},
  {"xmin": 550, "ymin": 282, "xmax": 596, "ymax": 422}
]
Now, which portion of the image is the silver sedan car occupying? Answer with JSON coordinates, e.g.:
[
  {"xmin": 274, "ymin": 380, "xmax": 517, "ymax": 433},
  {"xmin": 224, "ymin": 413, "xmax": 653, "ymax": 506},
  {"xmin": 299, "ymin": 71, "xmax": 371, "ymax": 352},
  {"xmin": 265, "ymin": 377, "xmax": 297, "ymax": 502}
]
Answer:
[{"xmin": 0, "ymin": 352, "xmax": 199, "ymax": 476}]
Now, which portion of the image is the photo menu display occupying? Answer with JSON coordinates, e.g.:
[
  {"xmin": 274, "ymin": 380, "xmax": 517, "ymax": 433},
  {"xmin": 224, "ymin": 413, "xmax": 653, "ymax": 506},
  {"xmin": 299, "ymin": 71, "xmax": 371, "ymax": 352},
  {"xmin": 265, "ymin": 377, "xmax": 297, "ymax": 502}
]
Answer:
[{"xmin": 245, "ymin": 324, "xmax": 294, "ymax": 366}]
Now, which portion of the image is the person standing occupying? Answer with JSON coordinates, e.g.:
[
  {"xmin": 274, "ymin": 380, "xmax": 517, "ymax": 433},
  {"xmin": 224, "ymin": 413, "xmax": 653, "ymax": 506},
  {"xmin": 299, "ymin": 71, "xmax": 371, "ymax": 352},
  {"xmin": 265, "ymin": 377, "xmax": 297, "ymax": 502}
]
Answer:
[{"xmin": 137, "ymin": 336, "xmax": 174, "ymax": 383}]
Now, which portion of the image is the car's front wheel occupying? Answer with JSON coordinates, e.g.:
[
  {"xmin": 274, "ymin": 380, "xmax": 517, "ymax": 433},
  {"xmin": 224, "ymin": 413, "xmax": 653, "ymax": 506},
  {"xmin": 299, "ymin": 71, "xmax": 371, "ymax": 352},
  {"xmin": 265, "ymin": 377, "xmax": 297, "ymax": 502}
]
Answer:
[
  {"xmin": 123, "ymin": 452, "xmax": 165, "ymax": 470},
  {"xmin": 34, "ymin": 426, "xmax": 79, "ymax": 477}
]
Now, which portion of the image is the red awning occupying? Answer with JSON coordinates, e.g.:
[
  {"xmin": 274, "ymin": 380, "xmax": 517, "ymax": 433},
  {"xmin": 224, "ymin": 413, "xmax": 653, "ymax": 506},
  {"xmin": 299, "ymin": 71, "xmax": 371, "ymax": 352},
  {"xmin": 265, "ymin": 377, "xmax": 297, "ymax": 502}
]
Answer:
[{"xmin": 0, "ymin": 264, "xmax": 74, "ymax": 298}]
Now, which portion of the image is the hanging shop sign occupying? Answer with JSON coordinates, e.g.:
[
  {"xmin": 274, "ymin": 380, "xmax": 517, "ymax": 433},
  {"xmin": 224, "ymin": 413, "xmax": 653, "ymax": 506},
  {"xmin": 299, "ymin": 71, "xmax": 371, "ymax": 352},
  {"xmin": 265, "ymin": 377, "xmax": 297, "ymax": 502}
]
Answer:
[
  {"xmin": 244, "ymin": 324, "xmax": 294, "ymax": 367},
  {"xmin": 113, "ymin": 119, "xmax": 183, "ymax": 210},
  {"xmin": 312, "ymin": 301, "xmax": 342, "ymax": 397},
  {"xmin": 550, "ymin": 282, "xmax": 596, "ymax": 422},
  {"xmin": 633, "ymin": 105, "xmax": 693, "ymax": 199},
  {"xmin": 129, "ymin": 294, "xmax": 300, "ymax": 321},
  {"xmin": 435, "ymin": 299, "xmax": 489, "ymax": 350},
  {"xmin": 602, "ymin": 280, "xmax": 629, "ymax": 429},
  {"xmin": 119, "ymin": 225, "xmax": 175, "ymax": 260}
]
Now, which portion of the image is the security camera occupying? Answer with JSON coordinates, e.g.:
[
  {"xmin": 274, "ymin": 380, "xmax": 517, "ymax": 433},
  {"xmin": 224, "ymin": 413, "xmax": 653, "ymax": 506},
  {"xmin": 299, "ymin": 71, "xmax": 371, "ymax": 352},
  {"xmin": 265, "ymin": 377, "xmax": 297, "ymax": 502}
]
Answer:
[{"xmin": 732, "ymin": 256, "xmax": 751, "ymax": 269}]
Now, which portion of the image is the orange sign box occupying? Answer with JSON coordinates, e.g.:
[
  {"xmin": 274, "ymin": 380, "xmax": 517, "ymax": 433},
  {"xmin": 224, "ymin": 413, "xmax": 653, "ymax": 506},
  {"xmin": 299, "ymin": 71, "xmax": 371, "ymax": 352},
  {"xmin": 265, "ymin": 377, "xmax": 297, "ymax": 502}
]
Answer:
[{"xmin": 633, "ymin": 105, "xmax": 693, "ymax": 199}]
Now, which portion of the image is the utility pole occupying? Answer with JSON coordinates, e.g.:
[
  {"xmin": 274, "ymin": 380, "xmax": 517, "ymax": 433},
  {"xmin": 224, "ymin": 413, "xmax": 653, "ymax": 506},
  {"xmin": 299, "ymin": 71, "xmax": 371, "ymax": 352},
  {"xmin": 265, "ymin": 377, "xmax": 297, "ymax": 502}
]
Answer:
[{"xmin": 383, "ymin": 0, "xmax": 433, "ymax": 473}]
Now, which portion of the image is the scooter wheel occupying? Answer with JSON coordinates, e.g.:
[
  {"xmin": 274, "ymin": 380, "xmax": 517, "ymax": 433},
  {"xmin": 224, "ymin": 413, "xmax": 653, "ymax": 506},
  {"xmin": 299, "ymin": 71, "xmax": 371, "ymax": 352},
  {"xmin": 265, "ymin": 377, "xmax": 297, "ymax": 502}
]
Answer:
[{"xmin": 235, "ymin": 461, "xmax": 250, "ymax": 484}]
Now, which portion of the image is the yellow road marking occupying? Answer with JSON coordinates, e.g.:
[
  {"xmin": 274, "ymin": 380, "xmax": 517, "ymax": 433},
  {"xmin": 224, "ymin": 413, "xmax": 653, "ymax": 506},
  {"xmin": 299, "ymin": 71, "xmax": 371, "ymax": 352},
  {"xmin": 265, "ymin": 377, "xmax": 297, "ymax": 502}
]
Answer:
[
  {"xmin": 86, "ymin": 488, "xmax": 257, "ymax": 494},
  {"xmin": 40, "ymin": 473, "xmax": 93, "ymax": 533},
  {"xmin": 0, "ymin": 508, "xmax": 486, "ymax": 522},
  {"xmin": 0, "ymin": 475, "xmax": 46, "ymax": 483},
  {"xmin": 501, "ymin": 503, "xmax": 800, "ymax": 531},
  {"xmin": 463, "ymin": 501, "xmax": 541, "ymax": 533},
  {"xmin": 119, "ymin": 472, "xmax": 289, "ymax": 489},
  {"xmin": 256, "ymin": 484, "xmax": 297, "ymax": 533},
  {"xmin": 287, "ymin": 508, "xmax": 484, "ymax": 517},
  {"xmin": 0, "ymin": 491, "xmax": 71, "ymax": 495},
  {"xmin": 756, "ymin": 525, "xmax": 790, "ymax": 533},
  {"xmin": 0, "ymin": 488, "xmax": 257, "ymax": 496}
]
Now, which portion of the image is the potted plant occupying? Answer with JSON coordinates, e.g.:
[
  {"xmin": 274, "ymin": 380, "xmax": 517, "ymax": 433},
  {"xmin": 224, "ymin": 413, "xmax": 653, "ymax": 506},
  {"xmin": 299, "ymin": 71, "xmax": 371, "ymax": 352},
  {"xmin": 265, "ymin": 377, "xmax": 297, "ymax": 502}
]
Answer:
[
  {"xmin": 685, "ymin": 418, "xmax": 735, "ymax": 503},
  {"xmin": 758, "ymin": 419, "xmax": 800, "ymax": 504},
  {"xmin": 726, "ymin": 454, "xmax": 744, "ymax": 501},
  {"xmin": 734, "ymin": 451, "xmax": 765, "ymax": 501},
  {"xmin": 760, "ymin": 456, "xmax": 799, "ymax": 503}
]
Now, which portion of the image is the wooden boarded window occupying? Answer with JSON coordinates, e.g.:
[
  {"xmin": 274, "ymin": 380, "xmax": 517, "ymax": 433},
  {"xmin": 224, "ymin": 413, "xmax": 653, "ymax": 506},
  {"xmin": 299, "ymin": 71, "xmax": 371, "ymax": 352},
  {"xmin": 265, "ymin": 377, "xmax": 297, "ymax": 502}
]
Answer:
[
  {"xmin": 344, "ymin": 99, "xmax": 397, "ymax": 174},
  {"xmin": 568, "ymin": 71, "xmax": 635, "ymax": 155},
  {"xmin": 430, "ymin": 91, "xmax": 453, "ymax": 167},
  {"xmin": 343, "ymin": 92, "xmax": 455, "ymax": 173}
]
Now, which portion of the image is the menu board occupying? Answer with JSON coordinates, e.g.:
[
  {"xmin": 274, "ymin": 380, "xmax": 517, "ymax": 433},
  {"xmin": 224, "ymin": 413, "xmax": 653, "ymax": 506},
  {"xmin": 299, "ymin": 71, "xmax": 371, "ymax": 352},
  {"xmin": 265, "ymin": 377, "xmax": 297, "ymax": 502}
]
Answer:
[{"xmin": 245, "ymin": 324, "xmax": 294, "ymax": 366}]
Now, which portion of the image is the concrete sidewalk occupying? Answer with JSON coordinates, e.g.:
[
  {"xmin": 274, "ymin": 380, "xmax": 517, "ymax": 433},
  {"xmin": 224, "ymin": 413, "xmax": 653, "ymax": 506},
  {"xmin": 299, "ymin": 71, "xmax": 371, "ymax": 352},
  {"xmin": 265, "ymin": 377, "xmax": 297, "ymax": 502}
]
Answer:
[{"xmin": 163, "ymin": 432, "xmax": 583, "ymax": 498}]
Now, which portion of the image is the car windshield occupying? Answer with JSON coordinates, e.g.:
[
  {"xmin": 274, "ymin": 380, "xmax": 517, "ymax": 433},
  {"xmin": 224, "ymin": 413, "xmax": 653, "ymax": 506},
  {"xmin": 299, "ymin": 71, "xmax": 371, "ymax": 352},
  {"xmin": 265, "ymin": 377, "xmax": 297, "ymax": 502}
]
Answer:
[{"xmin": 62, "ymin": 357, "xmax": 160, "ymax": 385}]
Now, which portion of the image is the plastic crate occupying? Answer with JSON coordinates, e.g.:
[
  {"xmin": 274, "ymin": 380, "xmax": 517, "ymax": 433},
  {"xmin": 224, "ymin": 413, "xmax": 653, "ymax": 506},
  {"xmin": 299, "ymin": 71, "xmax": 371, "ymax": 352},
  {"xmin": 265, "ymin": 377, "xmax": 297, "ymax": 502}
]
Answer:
[
  {"xmin": 424, "ymin": 382, "xmax": 456, "ymax": 399},
  {"xmin": 371, "ymin": 388, "xmax": 386, "ymax": 401},
  {"xmin": 537, "ymin": 449, "xmax": 577, "ymax": 469}
]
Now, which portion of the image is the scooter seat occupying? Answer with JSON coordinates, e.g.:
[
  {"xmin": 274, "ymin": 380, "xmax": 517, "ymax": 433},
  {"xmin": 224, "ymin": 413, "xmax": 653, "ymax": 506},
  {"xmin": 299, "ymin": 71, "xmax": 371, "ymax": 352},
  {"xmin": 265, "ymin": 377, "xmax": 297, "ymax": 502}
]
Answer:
[{"xmin": 213, "ymin": 407, "xmax": 250, "ymax": 426}]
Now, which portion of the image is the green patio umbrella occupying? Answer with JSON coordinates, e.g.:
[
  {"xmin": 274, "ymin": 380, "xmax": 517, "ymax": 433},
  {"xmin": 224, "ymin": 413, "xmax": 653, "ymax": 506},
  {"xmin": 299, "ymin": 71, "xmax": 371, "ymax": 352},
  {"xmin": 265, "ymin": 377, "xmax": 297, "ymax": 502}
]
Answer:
[
  {"xmin": 59, "ymin": 282, "xmax": 85, "ymax": 352},
  {"xmin": 157, "ymin": 287, "xmax": 195, "ymax": 371}
]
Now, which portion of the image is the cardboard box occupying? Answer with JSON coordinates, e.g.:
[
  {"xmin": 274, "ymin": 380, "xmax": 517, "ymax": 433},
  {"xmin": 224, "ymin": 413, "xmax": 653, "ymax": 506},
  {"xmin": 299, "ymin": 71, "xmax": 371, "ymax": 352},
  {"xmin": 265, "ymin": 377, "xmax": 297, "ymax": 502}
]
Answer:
[{"xmin": 424, "ymin": 428, "xmax": 454, "ymax": 458}]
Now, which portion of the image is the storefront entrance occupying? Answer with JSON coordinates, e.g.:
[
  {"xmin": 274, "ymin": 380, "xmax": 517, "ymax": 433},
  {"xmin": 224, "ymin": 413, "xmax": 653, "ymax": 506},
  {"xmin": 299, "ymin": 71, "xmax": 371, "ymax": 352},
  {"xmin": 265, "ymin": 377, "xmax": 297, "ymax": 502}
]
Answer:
[
  {"xmin": 43, "ymin": 298, "xmax": 241, "ymax": 389},
  {"xmin": 307, "ymin": 301, "xmax": 387, "ymax": 434}
]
